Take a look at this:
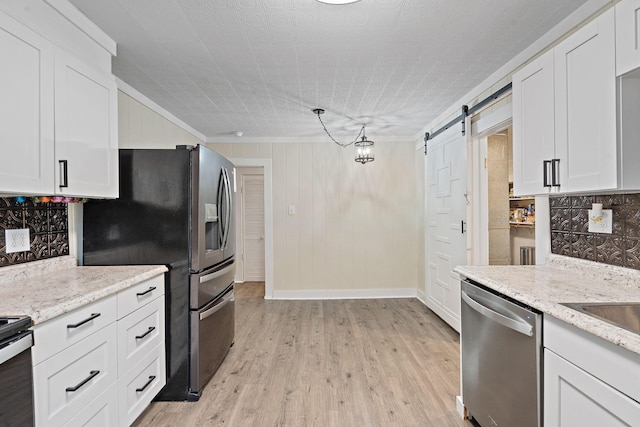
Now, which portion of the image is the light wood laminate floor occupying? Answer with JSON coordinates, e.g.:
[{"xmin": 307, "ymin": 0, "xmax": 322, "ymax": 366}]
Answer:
[{"xmin": 134, "ymin": 282, "xmax": 474, "ymax": 426}]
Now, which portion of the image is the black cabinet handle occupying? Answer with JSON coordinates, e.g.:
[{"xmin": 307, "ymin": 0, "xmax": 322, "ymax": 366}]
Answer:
[
  {"xmin": 136, "ymin": 286, "xmax": 156, "ymax": 297},
  {"xmin": 67, "ymin": 313, "xmax": 100, "ymax": 329},
  {"xmin": 552, "ymin": 159, "xmax": 561, "ymax": 187},
  {"xmin": 136, "ymin": 375, "xmax": 156, "ymax": 392},
  {"xmin": 59, "ymin": 160, "xmax": 68, "ymax": 188},
  {"xmin": 135, "ymin": 326, "xmax": 156, "ymax": 340},
  {"xmin": 66, "ymin": 370, "xmax": 100, "ymax": 392},
  {"xmin": 543, "ymin": 160, "xmax": 551, "ymax": 187}
]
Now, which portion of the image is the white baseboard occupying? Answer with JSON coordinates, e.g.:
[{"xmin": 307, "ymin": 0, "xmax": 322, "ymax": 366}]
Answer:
[
  {"xmin": 416, "ymin": 288, "xmax": 426, "ymax": 305},
  {"xmin": 456, "ymin": 395, "xmax": 467, "ymax": 419},
  {"xmin": 270, "ymin": 288, "xmax": 419, "ymax": 300}
]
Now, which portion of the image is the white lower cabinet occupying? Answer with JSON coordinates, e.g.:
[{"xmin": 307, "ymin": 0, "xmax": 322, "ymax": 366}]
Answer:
[
  {"xmin": 63, "ymin": 382, "xmax": 119, "ymax": 427},
  {"xmin": 545, "ymin": 349, "xmax": 640, "ymax": 426},
  {"xmin": 118, "ymin": 344, "xmax": 165, "ymax": 426},
  {"xmin": 32, "ymin": 275, "xmax": 165, "ymax": 426},
  {"xmin": 544, "ymin": 316, "xmax": 640, "ymax": 427},
  {"xmin": 33, "ymin": 323, "xmax": 118, "ymax": 427}
]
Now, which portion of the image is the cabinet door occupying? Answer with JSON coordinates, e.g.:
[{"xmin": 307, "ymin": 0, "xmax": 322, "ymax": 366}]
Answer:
[
  {"xmin": 512, "ymin": 50, "xmax": 555, "ymax": 196},
  {"xmin": 0, "ymin": 11, "xmax": 54, "ymax": 194},
  {"xmin": 54, "ymin": 51, "xmax": 118, "ymax": 198},
  {"xmin": 616, "ymin": 0, "xmax": 640, "ymax": 76},
  {"xmin": 554, "ymin": 8, "xmax": 617, "ymax": 192},
  {"xmin": 545, "ymin": 350, "xmax": 640, "ymax": 427}
]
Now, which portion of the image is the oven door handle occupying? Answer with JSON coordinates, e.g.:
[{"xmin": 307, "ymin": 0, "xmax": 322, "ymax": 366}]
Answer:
[
  {"xmin": 461, "ymin": 291, "xmax": 533, "ymax": 336},
  {"xmin": 0, "ymin": 331, "xmax": 33, "ymax": 365},
  {"xmin": 199, "ymin": 290, "xmax": 234, "ymax": 321},
  {"xmin": 199, "ymin": 262, "xmax": 235, "ymax": 284}
]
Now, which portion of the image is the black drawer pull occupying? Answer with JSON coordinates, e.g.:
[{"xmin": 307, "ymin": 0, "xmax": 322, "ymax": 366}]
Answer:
[
  {"xmin": 136, "ymin": 286, "xmax": 156, "ymax": 297},
  {"xmin": 136, "ymin": 375, "xmax": 156, "ymax": 392},
  {"xmin": 135, "ymin": 326, "xmax": 156, "ymax": 340},
  {"xmin": 66, "ymin": 370, "xmax": 100, "ymax": 392},
  {"xmin": 67, "ymin": 313, "xmax": 101, "ymax": 329}
]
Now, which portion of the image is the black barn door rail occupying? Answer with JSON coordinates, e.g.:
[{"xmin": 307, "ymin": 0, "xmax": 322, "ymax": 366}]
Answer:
[{"xmin": 424, "ymin": 82, "xmax": 512, "ymax": 155}]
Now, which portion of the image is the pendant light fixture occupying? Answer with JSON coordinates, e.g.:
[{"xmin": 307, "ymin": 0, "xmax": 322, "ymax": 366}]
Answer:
[{"xmin": 312, "ymin": 108, "xmax": 374, "ymax": 165}]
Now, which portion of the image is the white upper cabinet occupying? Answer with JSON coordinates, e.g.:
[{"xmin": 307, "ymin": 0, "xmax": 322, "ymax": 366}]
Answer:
[
  {"xmin": 554, "ymin": 8, "xmax": 617, "ymax": 193},
  {"xmin": 512, "ymin": 8, "xmax": 618, "ymax": 195},
  {"xmin": 616, "ymin": 0, "xmax": 640, "ymax": 76},
  {"xmin": 55, "ymin": 51, "xmax": 118, "ymax": 198},
  {"xmin": 512, "ymin": 50, "xmax": 555, "ymax": 196},
  {"xmin": 0, "ymin": 12, "xmax": 54, "ymax": 195},
  {"xmin": 0, "ymin": 4, "xmax": 118, "ymax": 198}
]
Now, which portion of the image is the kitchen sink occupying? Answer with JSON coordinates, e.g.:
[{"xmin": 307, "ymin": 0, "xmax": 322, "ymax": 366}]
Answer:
[{"xmin": 562, "ymin": 302, "xmax": 640, "ymax": 335}]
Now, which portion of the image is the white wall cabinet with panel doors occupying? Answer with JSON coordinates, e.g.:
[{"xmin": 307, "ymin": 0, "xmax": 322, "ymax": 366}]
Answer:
[
  {"xmin": 512, "ymin": 8, "xmax": 619, "ymax": 195},
  {"xmin": 554, "ymin": 8, "xmax": 617, "ymax": 193},
  {"xmin": 54, "ymin": 50, "xmax": 118, "ymax": 198},
  {"xmin": 512, "ymin": 50, "xmax": 555, "ymax": 196},
  {"xmin": 0, "ymin": 11, "xmax": 54, "ymax": 195},
  {"xmin": 616, "ymin": 0, "xmax": 640, "ymax": 76},
  {"xmin": 0, "ymin": 9, "xmax": 118, "ymax": 198},
  {"xmin": 544, "ymin": 316, "xmax": 640, "ymax": 427}
]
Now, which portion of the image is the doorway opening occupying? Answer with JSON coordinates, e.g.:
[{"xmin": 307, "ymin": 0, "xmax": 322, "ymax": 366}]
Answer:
[
  {"xmin": 485, "ymin": 126, "xmax": 535, "ymax": 265},
  {"xmin": 234, "ymin": 167, "xmax": 265, "ymax": 297}
]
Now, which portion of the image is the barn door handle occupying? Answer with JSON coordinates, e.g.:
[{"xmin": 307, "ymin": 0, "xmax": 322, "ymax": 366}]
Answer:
[{"xmin": 461, "ymin": 220, "xmax": 467, "ymax": 234}]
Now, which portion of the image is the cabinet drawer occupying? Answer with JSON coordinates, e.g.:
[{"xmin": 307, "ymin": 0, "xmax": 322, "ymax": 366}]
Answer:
[
  {"xmin": 34, "ymin": 323, "xmax": 118, "ymax": 427},
  {"xmin": 117, "ymin": 295, "xmax": 165, "ymax": 375},
  {"xmin": 118, "ymin": 345, "xmax": 166, "ymax": 426},
  {"xmin": 32, "ymin": 294, "xmax": 117, "ymax": 364},
  {"xmin": 63, "ymin": 382, "xmax": 118, "ymax": 427},
  {"xmin": 117, "ymin": 275, "xmax": 164, "ymax": 319}
]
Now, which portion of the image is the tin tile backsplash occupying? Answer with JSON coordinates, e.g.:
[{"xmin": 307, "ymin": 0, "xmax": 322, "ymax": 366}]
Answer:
[
  {"xmin": 550, "ymin": 193, "xmax": 640, "ymax": 270},
  {"xmin": 0, "ymin": 198, "xmax": 69, "ymax": 267}
]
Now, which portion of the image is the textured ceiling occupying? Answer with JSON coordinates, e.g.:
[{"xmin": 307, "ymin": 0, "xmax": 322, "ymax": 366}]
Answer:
[{"xmin": 68, "ymin": 0, "xmax": 588, "ymax": 141}]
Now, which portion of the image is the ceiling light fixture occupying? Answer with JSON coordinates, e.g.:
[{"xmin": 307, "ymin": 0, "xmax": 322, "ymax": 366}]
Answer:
[
  {"xmin": 312, "ymin": 108, "xmax": 374, "ymax": 165},
  {"xmin": 315, "ymin": 0, "xmax": 362, "ymax": 4}
]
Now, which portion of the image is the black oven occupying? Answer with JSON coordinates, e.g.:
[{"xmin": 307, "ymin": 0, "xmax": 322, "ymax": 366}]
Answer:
[{"xmin": 0, "ymin": 316, "xmax": 34, "ymax": 427}]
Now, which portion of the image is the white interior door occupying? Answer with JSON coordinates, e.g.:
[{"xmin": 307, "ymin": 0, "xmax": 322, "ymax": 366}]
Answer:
[
  {"xmin": 242, "ymin": 174, "xmax": 265, "ymax": 281},
  {"xmin": 425, "ymin": 127, "xmax": 468, "ymax": 332}
]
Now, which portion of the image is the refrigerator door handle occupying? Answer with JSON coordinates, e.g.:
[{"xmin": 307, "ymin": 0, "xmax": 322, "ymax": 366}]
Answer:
[
  {"xmin": 199, "ymin": 261, "xmax": 235, "ymax": 284},
  {"xmin": 217, "ymin": 169, "xmax": 225, "ymax": 247},
  {"xmin": 221, "ymin": 167, "xmax": 232, "ymax": 250},
  {"xmin": 199, "ymin": 289, "xmax": 235, "ymax": 321}
]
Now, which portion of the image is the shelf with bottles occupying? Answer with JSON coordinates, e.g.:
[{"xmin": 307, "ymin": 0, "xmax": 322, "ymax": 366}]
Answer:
[{"xmin": 509, "ymin": 183, "xmax": 535, "ymax": 226}]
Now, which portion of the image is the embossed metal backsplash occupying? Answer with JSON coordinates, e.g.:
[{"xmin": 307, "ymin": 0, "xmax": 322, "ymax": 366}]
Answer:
[
  {"xmin": 0, "ymin": 198, "xmax": 69, "ymax": 267},
  {"xmin": 550, "ymin": 193, "xmax": 640, "ymax": 270}
]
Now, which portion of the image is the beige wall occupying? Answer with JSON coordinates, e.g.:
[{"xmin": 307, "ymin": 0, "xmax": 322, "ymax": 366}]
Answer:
[
  {"xmin": 209, "ymin": 141, "xmax": 420, "ymax": 296},
  {"xmin": 118, "ymin": 91, "xmax": 204, "ymax": 148},
  {"xmin": 115, "ymin": 89, "xmax": 420, "ymax": 296}
]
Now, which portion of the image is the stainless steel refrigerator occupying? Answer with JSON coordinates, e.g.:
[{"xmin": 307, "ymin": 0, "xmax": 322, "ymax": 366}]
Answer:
[{"xmin": 83, "ymin": 144, "xmax": 235, "ymax": 401}]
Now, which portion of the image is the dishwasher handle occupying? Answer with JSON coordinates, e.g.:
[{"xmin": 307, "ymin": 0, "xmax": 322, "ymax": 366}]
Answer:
[{"xmin": 461, "ymin": 290, "xmax": 533, "ymax": 337}]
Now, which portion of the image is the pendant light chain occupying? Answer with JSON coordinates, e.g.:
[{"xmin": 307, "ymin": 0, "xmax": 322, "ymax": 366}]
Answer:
[
  {"xmin": 312, "ymin": 108, "xmax": 375, "ymax": 164},
  {"xmin": 314, "ymin": 109, "xmax": 364, "ymax": 147}
]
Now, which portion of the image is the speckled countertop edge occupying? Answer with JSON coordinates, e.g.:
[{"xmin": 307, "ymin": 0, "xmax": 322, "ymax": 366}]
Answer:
[
  {"xmin": 455, "ymin": 254, "xmax": 640, "ymax": 355},
  {"xmin": 0, "ymin": 257, "xmax": 167, "ymax": 324}
]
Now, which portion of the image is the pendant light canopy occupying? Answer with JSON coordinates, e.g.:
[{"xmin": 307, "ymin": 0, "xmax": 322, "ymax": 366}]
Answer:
[
  {"xmin": 315, "ymin": 0, "xmax": 361, "ymax": 4},
  {"xmin": 312, "ymin": 108, "xmax": 375, "ymax": 165}
]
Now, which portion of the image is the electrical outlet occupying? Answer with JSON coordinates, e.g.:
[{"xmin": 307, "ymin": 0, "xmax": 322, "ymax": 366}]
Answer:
[
  {"xmin": 588, "ymin": 209, "xmax": 613, "ymax": 234},
  {"xmin": 5, "ymin": 228, "xmax": 30, "ymax": 253}
]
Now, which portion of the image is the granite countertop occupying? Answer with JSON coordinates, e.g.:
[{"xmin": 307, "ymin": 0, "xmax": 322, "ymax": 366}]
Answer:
[
  {"xmin": 455, "ymin": 254, "xmax": 640, "ymax": 355},
  {"xmin": 0, "ymin": 256, "xmax": 167, "ymax": 325}
]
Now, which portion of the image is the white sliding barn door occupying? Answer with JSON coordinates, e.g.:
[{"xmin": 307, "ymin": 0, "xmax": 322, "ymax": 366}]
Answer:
[{"xmin": 425, "ymin": 127, "xmax": 467, "ymax": 332}]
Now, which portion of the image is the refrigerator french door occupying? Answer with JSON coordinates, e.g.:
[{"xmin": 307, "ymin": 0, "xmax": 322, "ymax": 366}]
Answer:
[{"xmin": 83, "ymin": 144, "xmax": 235, "ymax": 401}]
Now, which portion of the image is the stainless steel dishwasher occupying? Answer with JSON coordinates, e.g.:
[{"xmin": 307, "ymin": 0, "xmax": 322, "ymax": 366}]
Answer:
[{"xmin": 460, "ymin": 279, "xmax": 542, "ymax": 427}]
